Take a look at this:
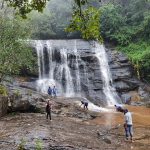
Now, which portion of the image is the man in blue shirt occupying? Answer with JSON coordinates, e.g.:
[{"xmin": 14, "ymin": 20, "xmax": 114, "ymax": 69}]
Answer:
[
  {"xmin": 48, "ymin": 86, "xmax": 52, "ymax": 97},
  {"xmin": 52, "ymin": 86, "xmax": 57, "ymax": 98}
]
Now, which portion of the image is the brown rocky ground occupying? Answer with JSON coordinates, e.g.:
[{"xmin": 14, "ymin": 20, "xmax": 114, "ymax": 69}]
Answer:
[{"xmin": 0, "ymin": 97, "xmax": 150, "ymax": 150}]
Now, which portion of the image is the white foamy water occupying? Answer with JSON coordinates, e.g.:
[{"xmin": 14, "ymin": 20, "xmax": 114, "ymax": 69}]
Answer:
[
  {"xmin": 95, "ymin": 42, "xmax": 121, "ymax": 106},
  {"xmin": 36, "ymin": 78, "xmax": 63, "ymax": 96},
  {"xmin": 76, "ymin": 97, "xmax": 111, "ymax": 112},
  {"xmin": 76, "ymin": 101, "xmax": 111, "ymax": 112},
  {"xmin": 87, "ymin": 102, "xmax": 110, "ymax": 112},
  {"xmin": 34, "ymin": 40, "xmax": 76, "ymax": 97}
]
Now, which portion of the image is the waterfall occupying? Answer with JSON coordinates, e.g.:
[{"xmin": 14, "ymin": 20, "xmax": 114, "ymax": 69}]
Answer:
[
  {"xmin": 46, "ymin": 41, "xmax": 54, "ymax": 79},
  {"xmin": 34, "ymin": 40, "xmax": 77, "ymax": 97},
  {"xmin": 32, "ymin": 39, "xmax": 121, "ymax": 106},
  {"xmin": 35, "ymin": 41, "xmax": 43, "ymax": 79},
  {"xmin": 95, "ymin": 42, "xmax": 120, "ymax": 105},
  {"xmin": 60, "ymin": 48, "xmax": 74, "ymax": 97},
  {"xmin": 73, "ymin": 40, "xmax": 81, "ymax": 95}
]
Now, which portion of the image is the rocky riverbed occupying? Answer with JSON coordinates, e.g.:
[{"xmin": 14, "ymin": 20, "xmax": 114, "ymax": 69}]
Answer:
[{"xmin": 0, "ymin": 97, "xmax": 150, "ymax": 150}]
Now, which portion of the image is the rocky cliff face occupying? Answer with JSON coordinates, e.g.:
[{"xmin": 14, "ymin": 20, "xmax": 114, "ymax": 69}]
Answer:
[
  {"xmin": 73, "ymin": 42, "xmax": 140, "ymax": 105},
  {"xmin": 26, "ymin": 39, "xmax": 147, "ymax": 106},
  {"xmin": 106, "ymin": 45, "xmax": 139, "ymax": 102},
  {"xmin": 23, "ymin": 40, "xmax": 149, "ymax": 106},
  {"xmin": 0, "ymin": 40, "xmax": 150, "ymax": 114}
]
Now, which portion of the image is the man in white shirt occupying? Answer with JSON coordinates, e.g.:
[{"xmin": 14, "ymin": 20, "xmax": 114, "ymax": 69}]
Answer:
[{"xmin": 124, "ymin": 109, "xmax": 133, "ymax": 142}]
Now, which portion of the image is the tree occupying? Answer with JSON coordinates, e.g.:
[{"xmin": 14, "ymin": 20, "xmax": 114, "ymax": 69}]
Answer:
[
  {"xmin": 3, "ymin": 0, "xmax": 50, "ymax": 18},
  {"xmin": 2, "ymin": 0, "xmax": 90, "ymax": 18},
  {"xmin": 0, "ymin": 15, "xmax": 35, "ymax": 82},
  {"xmin": 100, "ymin": 0, "xmax": 150, "ymax": 81},
  {"xmin": 100, "ymin": 4, "xmax": 126, "ymax": 43},
  {"xmin": 29, "ymin": 0, "xmax": 74, "ymax": 39},
  {"xmin": 2, "ymin": 0, "xmax": 102, "ymax": 40},
  {"xmin": 66, "ymin": 6, "xmax": 102, "ymax": 41}
]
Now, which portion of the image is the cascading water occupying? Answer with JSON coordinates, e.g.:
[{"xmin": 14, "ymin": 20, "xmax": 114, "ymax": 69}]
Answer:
[
  {"xmin": 32, "ymin": 39, "xmax": 121, "ymax": 107},
  {"xmin": 34, "ymin": 40, "xmax": 77, "ymax": 97},
  {"xmin": 35, "ymin": 41, "xmax": 43, "ymax": 79},
  {"xmin": 35, "ymin": 40, "xmax": 57, "ymax": 94},
  {"xmin": 60, "ymin": 48, "xmax": 74, "ymax": 96},
  {"xmin": 73, "ymin": 40, "xmax": 81, "ymax": 94},
  {"xmin": 46, "ymin": 41, "xmax": 54, "ymax": 79},
  {"xmin": 94, "ymin": 42, "xmax": 121, "ymax": 105}
]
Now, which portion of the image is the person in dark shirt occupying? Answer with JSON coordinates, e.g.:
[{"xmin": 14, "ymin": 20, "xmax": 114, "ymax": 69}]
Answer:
[
  {"xmin": 46, "ymin": 100, "xmax": 52, "ymax": 120},
  {"xmin": 81, "ymin": 100, "xmax": 88, "ymax": 110}
]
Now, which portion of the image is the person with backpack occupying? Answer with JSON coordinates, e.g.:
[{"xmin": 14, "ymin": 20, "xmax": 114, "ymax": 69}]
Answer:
[{"xmin": 46, "ymin": 100, "xmax": 52, "ymax": 120}]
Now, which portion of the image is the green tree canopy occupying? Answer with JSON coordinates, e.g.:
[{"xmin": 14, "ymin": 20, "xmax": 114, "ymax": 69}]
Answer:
[
  {"xmin": 0, "ymin": 14, "xmax": 35, "ymax": 82},
  {"xmin": 2, "ymin": 0, "xmax": 49, "ymax": 18},
  {"xmin": 66, "ymin": 6, "xmax": 102, "ymax": 41},
  {"xmin": 28, "ymin": 0, "xmax": 75, "ymax": 39},
  {"xmin": 100, "ymin": 0, "xmax": 150, "ymax": 80},
  {"xmin": 2, "ymin": 0, "xmax": 90, "ymax": 18}
]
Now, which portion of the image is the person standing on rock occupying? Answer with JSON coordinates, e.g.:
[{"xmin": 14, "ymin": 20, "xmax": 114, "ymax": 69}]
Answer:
[
  {"xmin": 52, "ymin": 86, "xmax": 57, "ymax": 98},
  {"xmin": 48, "ymin": 86, "xmax": 52, "ymax": 98},
  {"xmin": 124, "ymin": 109, "xmax": 133, "ymax": 142},
  {"xmin": 46, "ymin": 100, "xmax": 52, "ymax": 121}
]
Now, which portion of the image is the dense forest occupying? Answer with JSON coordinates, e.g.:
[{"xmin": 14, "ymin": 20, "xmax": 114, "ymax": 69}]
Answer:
[
  {"xmin": 100, "ymin": 0, "xmax": 150, "ymax": 82},
  {"xmin": 0, "ymin": 0, "xmax": 150, "ymax": 82}
]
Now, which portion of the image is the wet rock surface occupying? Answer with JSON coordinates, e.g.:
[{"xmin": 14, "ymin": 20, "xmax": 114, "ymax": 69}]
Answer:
[
  {"xmin": 0, "ymin": 97, "xmax": 150, "ymax": 150},
  {"xmin": 27, "ymin": 40, "xmax": 150, "ymax": 106}
]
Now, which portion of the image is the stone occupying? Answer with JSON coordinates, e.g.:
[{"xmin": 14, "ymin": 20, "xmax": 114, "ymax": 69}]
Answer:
[{"xmin": 102, "ymin": 137, "xmax": 112, "ymax": 144}]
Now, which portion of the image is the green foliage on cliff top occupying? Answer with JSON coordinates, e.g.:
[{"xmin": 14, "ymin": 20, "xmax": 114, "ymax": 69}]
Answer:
[
  {"xmin": 100, "ymin": 0, "xmax": 150, "ymax": 45},
  {"xmin": 118, "ymin": 42, "xmax": 150, "ymax": 80},
  {"xmin": 100, "ymin": 0, "xmax": 150, "ymax": 81},
  {"xmin": 66, "ymin": 6, "xmax": 102, "ymax": 41}
]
